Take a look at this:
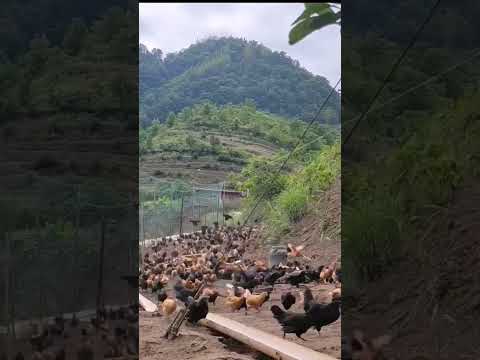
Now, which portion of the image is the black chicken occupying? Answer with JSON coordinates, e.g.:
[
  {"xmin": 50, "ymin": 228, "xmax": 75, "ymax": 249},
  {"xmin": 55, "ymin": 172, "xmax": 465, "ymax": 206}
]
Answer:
[
  {"xmin": 334, "ymin": 268, "xmax": 341, "ymax": 283},
  {"xmin": 264, "ymin": 270, "xmax": 285, "ymax": 286},
  {"xmin": 303, "ymin": 287, "xmax": 315, "ymax": 312},
  {"xmin": 305, "ymin": 265, "xmax": 324, "ymax": 282},
  {"xmin": 157, "ymin": 289, "xmax": 168, "ymax": 303},
  {"xmin": 206, "ymin": 290, "xmax": 220, "ymax": 305},
  {"xmin": 223, "ymin": 214, "xmax": 233, "ymax": 221},
  {"xmin": 234, "ymin": 271, "xmax": 258, "ymax": 291},
  {"xmin": 285, "ymin": 270, "xmax": 307, "ymax": 288},
  {"xmin": 281, "ymin": 292, "xmax": 296, "ymax": 310},
  {"xmin": 307, "ymin": 298, "xmax": 341, "ymax": 334},
  {"xmin": 270, "ymin": 305, "xmax": 312, "ymax": 340},
  {"xmin": 186, "ymin": 297, "xmax": 209, "ymax": 324}
]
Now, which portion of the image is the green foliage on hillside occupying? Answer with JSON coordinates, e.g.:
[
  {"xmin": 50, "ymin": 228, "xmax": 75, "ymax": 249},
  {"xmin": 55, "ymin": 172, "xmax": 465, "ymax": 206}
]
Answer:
[
  {"xmin": 140, "ymin": 101, "xmax": 339, "ymax": 160},
  {"xmin": 0, "ymin": 1, "xmax": 135, "ymax": 61},
  {"xmin": 0, "ymin": 6, "xmax": 137, "ymax": 119},
  {"xmin": 139, "ymin": 36, "xmax": 340, "ymax": 126},
  {"xmin": 342, "ymin": 1, "xmax": 480, "ymax": 286},
  {"xmin": 236, "ymin": 142, "xmax": 340, "ymax": 238}
]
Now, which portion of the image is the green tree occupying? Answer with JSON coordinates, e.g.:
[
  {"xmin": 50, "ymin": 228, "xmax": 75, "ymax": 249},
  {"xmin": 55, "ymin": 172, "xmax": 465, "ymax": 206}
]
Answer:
[{"xmin": 62, "ymin": 18, "xmax": 87, "ymax": 55}]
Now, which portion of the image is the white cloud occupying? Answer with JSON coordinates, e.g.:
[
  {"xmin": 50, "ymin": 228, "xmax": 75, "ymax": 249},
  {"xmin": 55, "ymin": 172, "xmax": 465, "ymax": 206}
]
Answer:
[{"xmin": 139, "ymin": 3, "xmax": 340, "ymax": 85}]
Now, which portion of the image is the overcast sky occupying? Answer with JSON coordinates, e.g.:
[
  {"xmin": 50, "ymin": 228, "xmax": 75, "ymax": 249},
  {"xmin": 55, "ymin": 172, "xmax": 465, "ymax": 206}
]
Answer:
[{"xmin": 139, "ymin": 3, "xmax": 340, "ymax": 86}]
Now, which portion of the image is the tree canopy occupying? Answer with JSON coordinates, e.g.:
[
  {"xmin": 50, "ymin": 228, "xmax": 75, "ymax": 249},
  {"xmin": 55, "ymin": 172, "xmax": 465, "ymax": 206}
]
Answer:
[{"xmin": 139, "ymin": 37, "xmax": 340, "ymax": 127}]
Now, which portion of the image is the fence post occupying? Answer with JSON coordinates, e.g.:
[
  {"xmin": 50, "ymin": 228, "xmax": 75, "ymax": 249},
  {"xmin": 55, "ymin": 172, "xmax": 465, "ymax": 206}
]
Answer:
[
  {"xmin": 72, "ymin": 186, "xmax": 80, "ymax": 316},
  {"xmin": 139, "ymin": 204, "xmax": 144, "ymax": 267},
  {"xmin": 4, "ymin": 232, "xmax": 11, "ymax": 360},
  {"xmin": 222, "ymin": 183, "xmax": 225, "ymax": 225},
  {"xmin": 179, "ymin": 193, "xmax": 184, "ymax": 235},
  {"xmin": 96, "ymin": 216, "xmax": 106, "ymax": 317}
]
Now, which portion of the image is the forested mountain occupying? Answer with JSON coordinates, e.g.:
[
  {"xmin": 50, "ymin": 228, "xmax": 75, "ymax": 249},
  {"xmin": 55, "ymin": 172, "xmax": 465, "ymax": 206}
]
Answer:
[
  {"xmin": 139, "ymin": 37, "xmax": 340, "ymax": 127},
  {"xmin": 0, "ymin": 0, "xmax": 135, "ymax": 61}
]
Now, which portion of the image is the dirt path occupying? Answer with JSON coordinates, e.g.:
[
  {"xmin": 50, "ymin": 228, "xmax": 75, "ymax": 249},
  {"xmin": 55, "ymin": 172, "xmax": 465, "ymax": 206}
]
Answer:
[{"xmin": 140, "ymin": 312, "xmax": 261, "ymax": 360}]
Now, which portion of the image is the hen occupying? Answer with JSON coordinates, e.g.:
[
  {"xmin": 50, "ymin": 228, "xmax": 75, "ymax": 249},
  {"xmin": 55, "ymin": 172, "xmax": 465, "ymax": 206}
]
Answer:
[
  {"xmin": 186, "ymin": 297, "xmax": 209, "ymax": 324},
  {"xmin": 270, "ymin": 305, "xmax": 312, "ymax": 340}
]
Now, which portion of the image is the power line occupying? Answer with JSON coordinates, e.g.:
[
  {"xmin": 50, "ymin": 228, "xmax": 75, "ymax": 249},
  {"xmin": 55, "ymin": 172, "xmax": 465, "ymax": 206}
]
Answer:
[
  {"xmin": 343, "ymin": 47, "xmax": 480, "ymax": 128},
  {"xmin": 243, "ymin": 77, "xmax": 341, "ymax": 225},
  {"xmin": 342, "ymin": 0, "xmax": 442, "ymax": 146}
]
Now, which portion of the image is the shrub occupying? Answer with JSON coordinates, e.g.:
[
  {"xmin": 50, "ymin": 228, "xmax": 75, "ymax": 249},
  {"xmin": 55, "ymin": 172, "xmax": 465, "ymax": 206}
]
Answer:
[{"xmin": 276, "ymin": 185, "xmax": 309, "ymax": 223}]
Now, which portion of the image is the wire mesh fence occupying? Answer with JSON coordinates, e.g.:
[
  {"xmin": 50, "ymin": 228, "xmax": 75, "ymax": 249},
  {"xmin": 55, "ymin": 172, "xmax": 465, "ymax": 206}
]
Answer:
[
  {"xmin": 140, "ymin": 181, "xmax": 232, "ymax": 241},
  {"xmin": 0, "ymin": 179, "xmax": 138, "ymax": 335}
]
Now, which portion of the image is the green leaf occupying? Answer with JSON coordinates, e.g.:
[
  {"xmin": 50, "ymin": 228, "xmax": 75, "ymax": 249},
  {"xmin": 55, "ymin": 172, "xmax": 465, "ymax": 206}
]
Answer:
[
  {"xmin": 289, "ymin": 11, "xmax": 340, "ymax": 45},
  {"xmin": 291, "ymin": 3, "xmax": 332, "ymax": 26}
]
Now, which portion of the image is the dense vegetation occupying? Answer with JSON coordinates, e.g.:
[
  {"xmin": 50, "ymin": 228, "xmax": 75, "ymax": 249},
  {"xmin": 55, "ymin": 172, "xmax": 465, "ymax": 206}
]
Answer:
[
  {"xmin": 0, "ymin": 4, "xmax": 138, "ymax": 323},
  {"xmin": 139, "ymin": 37, "xmax": 340, "ymax": 127},
  {"xmin": 342, "ymin": 1, "xmax": 480, "ymax": 286},
  {"xmin": 0, "ymin": 0, "xmax": 135, "ymax": 62},
  {"xmin": 0, "ymin": 6, "xmax": 137, "ymax": 119},
  {"xmin": 231, "ymin": 142, "xmax": 340, "ymax": 239},
  {"xmin": 140, "ymin": 101, "xmax": 339, "ymax": 161}
]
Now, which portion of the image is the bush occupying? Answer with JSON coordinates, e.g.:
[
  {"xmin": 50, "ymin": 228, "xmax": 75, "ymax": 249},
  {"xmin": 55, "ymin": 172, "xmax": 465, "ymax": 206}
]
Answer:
[{"xmin": 276, "ymin": 185, "xmax": 309, "ymax": 223}]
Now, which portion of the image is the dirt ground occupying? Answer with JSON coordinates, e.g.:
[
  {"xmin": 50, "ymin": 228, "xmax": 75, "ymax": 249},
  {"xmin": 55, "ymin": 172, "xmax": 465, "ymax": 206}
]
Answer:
[
  {"xmin": 140, "ymin": 281, "xmax": 340, "ymax": 360},
  {"xmin": 139, "ymin": 177, "xmax": 341, "ymax": 359}
]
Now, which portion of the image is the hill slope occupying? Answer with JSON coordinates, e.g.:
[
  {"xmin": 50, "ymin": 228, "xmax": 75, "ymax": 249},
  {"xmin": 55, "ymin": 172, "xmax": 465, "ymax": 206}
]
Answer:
[
  {"xmin": 140, "ymin": 102, "xmax": 339, "ymax": 191},
  {"xmin": 139, "ymin": 37, "xmax": 340, "ymax": 126}
]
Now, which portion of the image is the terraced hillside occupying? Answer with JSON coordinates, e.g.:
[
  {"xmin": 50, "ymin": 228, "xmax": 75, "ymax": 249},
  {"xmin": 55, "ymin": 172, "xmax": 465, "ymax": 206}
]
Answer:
[{"xmin": 139, "ymin": 102, "xmax": 338, "ymax": 190}]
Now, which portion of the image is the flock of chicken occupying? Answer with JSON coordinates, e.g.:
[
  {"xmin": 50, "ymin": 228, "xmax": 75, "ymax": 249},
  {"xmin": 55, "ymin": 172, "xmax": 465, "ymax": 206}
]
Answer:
[
  {"xmin": 3, "ymin": 305, "xmax": 139, "ymax": 360},
  {"xmin": 139, "ymin": 224, "xmax": 342, "ymax": 342}
]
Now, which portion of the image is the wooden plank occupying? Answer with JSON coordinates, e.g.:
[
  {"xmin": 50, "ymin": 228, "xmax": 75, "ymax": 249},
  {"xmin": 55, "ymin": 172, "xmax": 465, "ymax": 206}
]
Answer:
[
  {"xmin": 139, "ymin": 293, "xmax": 158, "ymax": 313},
  {"xmin": 199, "ymin": 313, "xmax": 337, "ymax": 360}
]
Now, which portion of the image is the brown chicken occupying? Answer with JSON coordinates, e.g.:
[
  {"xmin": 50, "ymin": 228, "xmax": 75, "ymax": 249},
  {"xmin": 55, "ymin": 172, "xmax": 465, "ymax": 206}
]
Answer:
[
  {"xmin": 254, "ymin": 260, "xmax": 268, "ymax": 272},
  {"xmin": 244, "ymin": 290, "xmax": 270, "ymax": 313},
  {"xmin": 162, "ymin": 298, "xmax": 177, "ymax": 316},
  {"xmin": 225, "ymin": 295, "xmax": 247, "ymax": 313},
  {"xmin": 184, "ymin": 279, "xmax": 196, "ymax": 289},
  {"xmin": 320, "ymin": 265, "xmax": 334, "ymax": 283},
  {"xmin": 287, "ymin": 243, "xmax": 306, "ymax": 258}
]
